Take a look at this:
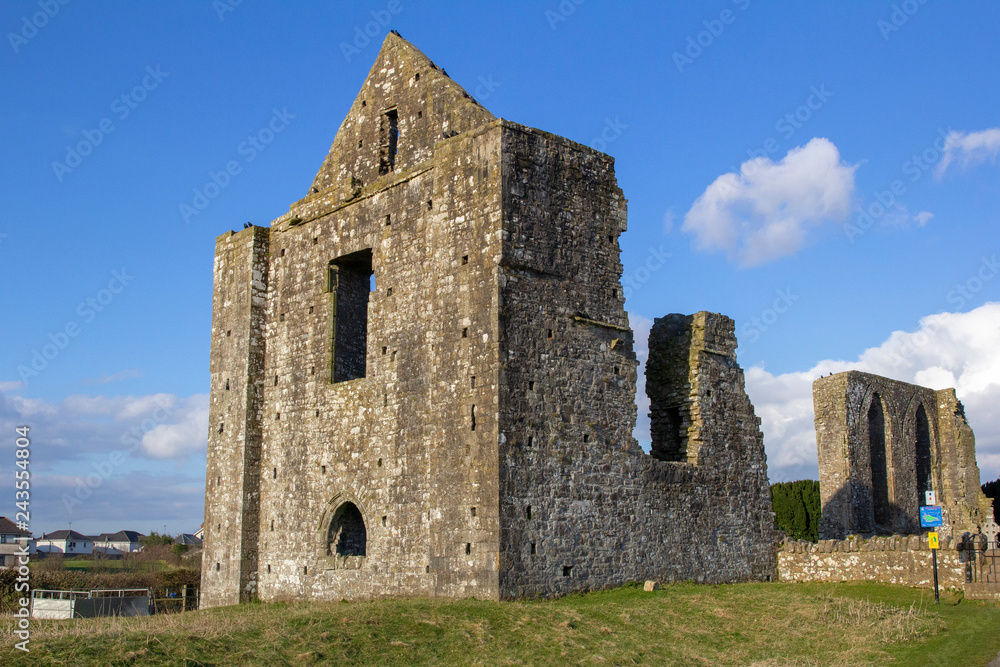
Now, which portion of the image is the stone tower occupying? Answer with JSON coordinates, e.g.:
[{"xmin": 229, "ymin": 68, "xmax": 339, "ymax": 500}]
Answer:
[
  {"xmin": 201, "ymin": 34, "xmax": 776, "ymax": 607},
  {"xmin": 814, "ymin": 371, "xmax": 994, "ymax": 540}
]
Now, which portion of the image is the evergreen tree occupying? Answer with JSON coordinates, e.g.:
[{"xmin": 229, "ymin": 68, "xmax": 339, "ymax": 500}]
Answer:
[
  {"xmin": 983, "ymin": 477, "xmax": 1000, "ymax": 523},
  {"xmin": 770, "ymin": 480, "xmax": 821, "ymax": 541}
]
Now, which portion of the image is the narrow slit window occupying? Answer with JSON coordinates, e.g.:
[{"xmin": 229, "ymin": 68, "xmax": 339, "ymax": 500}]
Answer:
[
  {"xmin": 470, "ymin": 405, "xmax": 476, "ymax": 431},
  {"xmin": 379, "ymin": 108, "xmax": 399, "ymax": 174}
]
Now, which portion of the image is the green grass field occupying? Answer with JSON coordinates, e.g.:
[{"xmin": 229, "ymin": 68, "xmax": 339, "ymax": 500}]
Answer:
[{"xmin": 3, "ymin": 581, "xmax": 998, "ymax": 665}]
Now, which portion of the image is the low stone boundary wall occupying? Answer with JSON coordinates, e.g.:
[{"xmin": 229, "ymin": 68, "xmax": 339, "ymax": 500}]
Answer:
[{"xmin": 777, "ymin": 535, "xmax": 965, "ymax": 588}]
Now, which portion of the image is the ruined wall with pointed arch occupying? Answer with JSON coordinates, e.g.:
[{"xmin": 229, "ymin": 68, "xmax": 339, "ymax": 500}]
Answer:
[{"xmin": 814, "ymin": 371, "xmax": 993, "ymax": 540}]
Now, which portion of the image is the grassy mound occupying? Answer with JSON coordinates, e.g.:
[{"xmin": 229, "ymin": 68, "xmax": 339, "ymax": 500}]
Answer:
[{"xmin": 3, "ymin": 581, "xmax": 998, "ymax": 665}]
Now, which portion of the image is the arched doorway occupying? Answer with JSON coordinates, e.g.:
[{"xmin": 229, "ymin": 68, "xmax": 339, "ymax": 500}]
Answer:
[
  {"xmin": 868, "ymin": 393, "xmax": 891, "ymax": 530},
  {"xmin": 327, "ymin": 502, "xmax": 367, "ymax": 557}
]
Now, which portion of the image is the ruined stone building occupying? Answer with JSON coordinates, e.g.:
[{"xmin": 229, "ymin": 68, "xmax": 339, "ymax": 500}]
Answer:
[
  {"xmin": 814, "ymin": 371, "xmax": 994, "ymax": 540},
  {"xmin": 201, "ymin": 34, "xmax": 775, "ymax": 608}
]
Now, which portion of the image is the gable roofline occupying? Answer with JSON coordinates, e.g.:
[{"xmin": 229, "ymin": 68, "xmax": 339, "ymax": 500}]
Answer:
[
  {"xmin": 40, "ymin": 529, "xmax": 90, "ymax": 541},
  {"xmin": 0, "ymin": 516, "xmax": 31, "ymax": 537}
]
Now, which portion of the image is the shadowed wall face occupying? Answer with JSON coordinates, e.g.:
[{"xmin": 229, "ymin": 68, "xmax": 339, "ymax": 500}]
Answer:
[
  {"xmin": 915, "ymin": 405, "xmax": 933, "ymax": 503},
  {"xmin": 868, "ymin": 395, "xmax": 890, "ymax": 531}
]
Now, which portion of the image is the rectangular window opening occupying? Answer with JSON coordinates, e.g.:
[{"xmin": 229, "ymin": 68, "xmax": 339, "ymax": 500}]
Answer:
[
  {"xmin": 530, "ymin": 542, "xmax": 536, "ymax": 555},
  {"xmin": 470, "ymin": 507, "xmax": 477, "ymax": 517},
  {"xmin": 465, "ymin": 543, "xmax": 471, "ymax": 555},
  {"xmin": 328, "ymin": 249, "xmax": 374, "ymax": 383},
  {"xmin": 563, "ymin": 565, "xmax": 572, "ymax": 577},
  {"xmin": 382, "ymin": 515, "xmax": 387, "ymax": 527},
  {"xmin": 470, "ymin": 404, "xmax": 476, "ymax": 431},
  {"xmin": 526, "ymin": 505, "xmax": 532, "ymax": 520}
]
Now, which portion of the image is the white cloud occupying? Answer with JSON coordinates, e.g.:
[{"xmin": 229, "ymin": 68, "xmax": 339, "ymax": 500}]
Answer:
[
  {"xmin": 629, "ymin": 312, "xmax": 654, "ymax": 448},
  {"xmin": 682, "ymin": 138, "xmax": 858, "ymax": 267},
  {"xmin": 0, "ymin": 381, "xmax": 24, "ymax": 392},
  {"xmin": 879, "ymin": 205, "xmax": 933, "ymax": 229},
  {"xmin": 936, "ymin": 127, "xmax": 1000, "ymax": 177},
  {"xmin": 0, "ymin": 390, "xmax": 204, "ymax": 460},
  {"xmin": 139, "ymin": 396, "xmax": 209, "ymax": 459},
  {"xmin": 745, "ymin": 302, "xmax": 1000, "ymax": 484}
]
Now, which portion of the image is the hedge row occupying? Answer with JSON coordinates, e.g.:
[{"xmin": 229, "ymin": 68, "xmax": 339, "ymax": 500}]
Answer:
[{"xmin": 0, "ymin": 567, "xmax": 200, "ymax": 614}]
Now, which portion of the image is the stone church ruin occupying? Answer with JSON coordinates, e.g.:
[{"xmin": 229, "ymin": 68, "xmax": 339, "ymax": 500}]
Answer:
[
  {"xmin": 814, "ymin": 370, "xmax": 994, "ymax": 541},
  {"xmin": 200, "ymin": 34, "xmax": 775, "ymax": 608}
]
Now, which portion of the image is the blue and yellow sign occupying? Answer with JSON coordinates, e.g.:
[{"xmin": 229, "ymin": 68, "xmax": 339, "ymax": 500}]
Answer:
[{"xmin": 920, "ymin": 506, "xmax": 943, "ymax": 528}]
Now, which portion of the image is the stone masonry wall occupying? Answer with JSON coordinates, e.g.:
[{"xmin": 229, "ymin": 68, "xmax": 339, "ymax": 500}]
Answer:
[
  {"xmin": 778, "ymin": 534, "xmax": 965, "ymax": 589},
  {"xmin": 201, "ymin": 226, "xmax": 269, "ymax": 607},
  {"xmin": 498, "ymin": 302, "xmax": 776, "ymax": 596}
]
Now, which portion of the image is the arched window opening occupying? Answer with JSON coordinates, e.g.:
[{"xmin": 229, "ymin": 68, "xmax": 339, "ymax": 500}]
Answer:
[
  {"xmin": 868, "ymin": 394, "xmax": 891, "ymax": 530},
  {"xmin": 915, "ymin": 404, "xmax": 933, "ymax": 504},
  {"xmin": 327, "ymin": 502, "xmax": 367, "ymax": 557}
]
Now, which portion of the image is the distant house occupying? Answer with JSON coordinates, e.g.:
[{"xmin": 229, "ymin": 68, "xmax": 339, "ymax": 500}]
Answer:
[
  {"xmin": 93, "ymin": 530, "xmax": 145, "ymax": 555},
  {"xmin": 0, "ymin": 517, "xmax": 34, "ymax": 567},
  {"xmin": 174, "ymin": 533, "xmax": 203, "ymax": 548},
  {"xmin": 36, "ymin": 530, "xmax": 93, "ymax": 555}
]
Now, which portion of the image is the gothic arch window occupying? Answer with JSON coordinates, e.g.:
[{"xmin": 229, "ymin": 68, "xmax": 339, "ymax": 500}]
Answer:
[
  {"xmin": 327, "ymin": 502, "xmax": 367, "ymax": 557},
  {"xmin": 868, "ymin": 393, "xmax": 891, "ymax": 530},
  {"xmin": 915, "ymin": 404, "xmax": 933, "ymax": 503}
]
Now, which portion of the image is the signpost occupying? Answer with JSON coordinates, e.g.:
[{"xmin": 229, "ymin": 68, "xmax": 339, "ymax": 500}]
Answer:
[{"xmin": 920, "ymin": 505, "xmax": 943, "ymax": 604}]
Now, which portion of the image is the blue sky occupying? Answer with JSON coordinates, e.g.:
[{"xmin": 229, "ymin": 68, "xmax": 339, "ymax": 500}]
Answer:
[{"xmin": 1, "ymin": 1, "xmax": 998, "ymax": 536}]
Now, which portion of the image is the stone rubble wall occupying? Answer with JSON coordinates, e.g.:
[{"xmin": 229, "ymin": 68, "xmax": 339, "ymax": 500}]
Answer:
[{"xmin": 778, "ymin": 535, "xmax": 966, "ymax": 588}]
